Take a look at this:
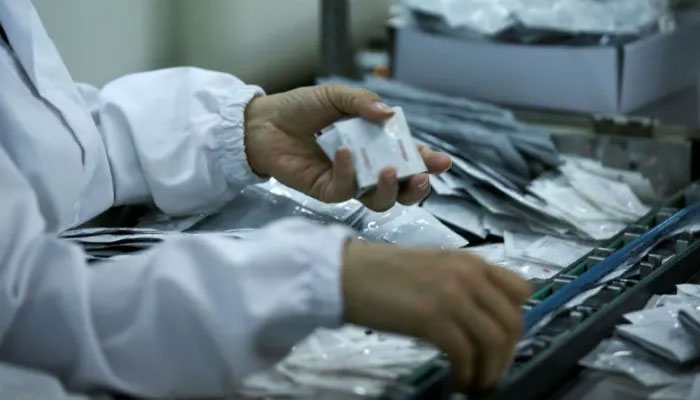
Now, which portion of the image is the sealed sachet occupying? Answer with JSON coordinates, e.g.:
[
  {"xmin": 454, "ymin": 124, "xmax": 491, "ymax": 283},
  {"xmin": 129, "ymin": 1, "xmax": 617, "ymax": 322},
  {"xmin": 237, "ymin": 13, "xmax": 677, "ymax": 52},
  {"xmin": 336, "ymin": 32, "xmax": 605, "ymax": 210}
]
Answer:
[{"xmin": 317, "ymin": 107, "xmax": 427, "ymax": 195}]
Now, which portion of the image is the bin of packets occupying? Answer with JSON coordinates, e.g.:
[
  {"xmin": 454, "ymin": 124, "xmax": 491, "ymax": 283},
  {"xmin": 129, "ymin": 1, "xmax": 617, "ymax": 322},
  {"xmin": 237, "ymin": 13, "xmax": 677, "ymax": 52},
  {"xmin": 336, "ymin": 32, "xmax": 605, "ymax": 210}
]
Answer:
[{"xmin": 391, "ymin": 1, "xmax": 700, "ymax": 115}]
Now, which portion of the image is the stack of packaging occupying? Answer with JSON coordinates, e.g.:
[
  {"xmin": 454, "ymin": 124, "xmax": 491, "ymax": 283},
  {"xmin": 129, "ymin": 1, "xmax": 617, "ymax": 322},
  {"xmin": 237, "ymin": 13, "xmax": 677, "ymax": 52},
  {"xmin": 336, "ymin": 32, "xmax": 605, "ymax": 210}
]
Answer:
[
  {"xmin": 400, "ymin": 0, "xmax": 674, "ymax": 44},
  {"xmin": 581, "ymin": 284, "xmax": 700, "ymax": 400},
  {"xmin": 323, "ymin": 78, "xmax": 653, "ymax": 279},
  {"xmin": 237, "ymin": 326, "xmax": 439, "ymax": 399},
  {"xmin": 328, "ymin": 78, "xmax": 652, "ymax": 239}
]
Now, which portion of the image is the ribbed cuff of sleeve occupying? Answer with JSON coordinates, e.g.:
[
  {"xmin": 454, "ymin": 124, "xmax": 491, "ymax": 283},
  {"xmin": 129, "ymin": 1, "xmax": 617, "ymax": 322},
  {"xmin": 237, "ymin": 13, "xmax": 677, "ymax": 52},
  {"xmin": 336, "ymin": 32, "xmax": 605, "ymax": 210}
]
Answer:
[
  {"xmin": 213, "ymin": 84, "xmax": 267, "ymax": 189},
  {"xmin": 301, "ymin": 224, "xmax": 355, "ymax": 326}
]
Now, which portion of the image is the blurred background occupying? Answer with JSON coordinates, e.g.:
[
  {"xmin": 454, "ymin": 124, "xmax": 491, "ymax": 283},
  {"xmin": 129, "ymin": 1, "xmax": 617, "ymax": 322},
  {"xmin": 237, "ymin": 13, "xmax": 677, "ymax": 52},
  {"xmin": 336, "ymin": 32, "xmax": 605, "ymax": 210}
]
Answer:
[{"xmin": 33, "ymin": 0, "xmax": 391, "ymax": 92}]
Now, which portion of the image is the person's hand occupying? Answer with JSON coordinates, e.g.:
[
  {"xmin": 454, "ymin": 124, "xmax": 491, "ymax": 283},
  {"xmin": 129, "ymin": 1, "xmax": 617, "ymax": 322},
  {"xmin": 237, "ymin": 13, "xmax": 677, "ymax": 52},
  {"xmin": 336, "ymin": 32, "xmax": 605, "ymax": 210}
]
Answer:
[
  {"xmin": 341, "ymin": 240, "xmax": 531, "ymax": 391},
  {"xmin": 244, "ymin": 84, "xmax": 451, "ymax": 211}
]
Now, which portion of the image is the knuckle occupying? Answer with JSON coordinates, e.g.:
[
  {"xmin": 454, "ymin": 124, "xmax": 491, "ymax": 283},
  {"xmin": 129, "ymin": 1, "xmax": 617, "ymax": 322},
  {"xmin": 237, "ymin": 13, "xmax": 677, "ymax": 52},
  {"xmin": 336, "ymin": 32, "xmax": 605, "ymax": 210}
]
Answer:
[
  {"xmin": 438, "ymin": 282, "xmax": 464, "ymax": 308},
  {"xmin": 421, "ymin": 296, "xmax": 441, "ymax": 317},
  {"xmin": 321, "ymin": 84, "xmax": 350, "ymax": 109},
  {"xmin": 358, "ymin": 88, "xmax": 380, "ymax": 100},
  {"xmin": 421, "ymin": 315, "xmax": 445, "ymax": 342},
  {"xmin": 322, "ymin": 83, "xmax": 343, "ymax": 94},
  {"xmin": 470, "ymin": 259, "xmax": 488, "ymax": 274},
  {"xmin": 486, "ymin": 329, "xmax": 508, "ymax": 350},
  {"xmin": 320, "ymin": 83, "xmax": 340, "ymax": 99}
]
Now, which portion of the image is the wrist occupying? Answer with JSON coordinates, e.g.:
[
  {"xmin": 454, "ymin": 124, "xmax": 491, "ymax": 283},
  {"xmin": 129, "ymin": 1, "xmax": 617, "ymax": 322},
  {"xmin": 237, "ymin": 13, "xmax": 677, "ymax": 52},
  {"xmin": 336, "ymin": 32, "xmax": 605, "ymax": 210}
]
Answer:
[
  {"xmin": 341, "ymin": 239, "xmax": 363, "ymax": 325},
  {"xmin": 341, "ymin": 239, "xmax": 389, "ymax": 326},
  {"xmin": 243, "ymin": 95, "xmax": 271, "ymax": 176}
]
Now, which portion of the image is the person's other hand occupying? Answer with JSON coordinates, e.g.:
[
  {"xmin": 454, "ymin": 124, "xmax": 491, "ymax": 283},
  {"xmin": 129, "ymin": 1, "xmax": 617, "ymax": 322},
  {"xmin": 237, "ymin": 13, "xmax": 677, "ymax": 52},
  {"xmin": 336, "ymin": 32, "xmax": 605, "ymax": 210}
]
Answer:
[
  {"xmin": 341, "ymin": 240, "xmax": 531, "ymax": 391},
  {"xmin": 244, "ymin": 84, "xmax": 451, "ymax": 211}
]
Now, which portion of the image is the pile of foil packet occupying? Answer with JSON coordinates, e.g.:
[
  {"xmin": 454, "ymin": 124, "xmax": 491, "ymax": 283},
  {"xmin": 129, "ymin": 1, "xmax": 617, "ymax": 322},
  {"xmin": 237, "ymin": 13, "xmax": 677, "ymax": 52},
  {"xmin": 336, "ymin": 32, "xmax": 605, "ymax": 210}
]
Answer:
[
  {"xmin": 580, "ymin": 284, "xmax": 700, "ymax": 400},
  {"xmin": 398, "ymin": 0, "xmax": 677, "ymax": 45}
]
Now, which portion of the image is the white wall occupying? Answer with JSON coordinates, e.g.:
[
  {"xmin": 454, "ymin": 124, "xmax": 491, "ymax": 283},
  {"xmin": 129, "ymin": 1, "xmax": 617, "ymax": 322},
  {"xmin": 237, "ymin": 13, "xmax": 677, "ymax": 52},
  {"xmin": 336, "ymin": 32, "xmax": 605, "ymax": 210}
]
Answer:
[
  {"xmin": 177, "ymin": 0, "xmax": 392, "ymax": 91},
  {"xmin": 33, "ymin": 0, "xmax": 174, "ymax": 87},
  {"xmin": 32, "ymin": 0, "xmax": 391, "ymax": 90}
]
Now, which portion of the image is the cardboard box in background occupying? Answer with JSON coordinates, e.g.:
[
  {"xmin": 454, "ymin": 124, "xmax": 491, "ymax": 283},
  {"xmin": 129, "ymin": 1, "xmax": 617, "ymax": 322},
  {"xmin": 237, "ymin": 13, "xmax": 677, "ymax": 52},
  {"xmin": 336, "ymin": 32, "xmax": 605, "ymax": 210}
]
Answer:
[{"xmin": 393, "ymin": 13, "xmax": 700, "ymax": 117}]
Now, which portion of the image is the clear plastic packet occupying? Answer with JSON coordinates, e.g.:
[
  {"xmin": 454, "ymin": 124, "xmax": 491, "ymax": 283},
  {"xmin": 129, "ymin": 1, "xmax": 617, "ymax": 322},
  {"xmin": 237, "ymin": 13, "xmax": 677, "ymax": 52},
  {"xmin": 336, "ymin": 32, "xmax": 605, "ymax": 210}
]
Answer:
[
  {"xmin": 616, "ymin": 320, "xmax": 700, "ymax": 364},
  {"xmin": 409, "ymin": 116, "xmax": 530, "ymax": 184},
  {"xmin": 572, "ymin": 219, "xmax": 628, "ymax": 242},
  {"xmin": 691, "ymin": 373, "xmax": 700, "ymax": 400},
  {"xmin": 465, "ymin": 243, "xmax": 507, "ymax": 265},
  {"xmin": 522, "ymin": 236, "xmax": 593, "ymax": 268},
  {"xmin": 564, "ymin": 155, "xmax": 658, "ymax": 204},
  {"xmin": 284, "ymin": 327, "xmax": 436, "ymax": 372},
  {"xmin": 403, "ymin": 0, "xmax": 670, "ymax": 37},
  {"xmin": 501, "ymin": 231, "xmax": 567, "ymax": 279},
  {"xmin": 582, "ymin": 339, "xmax": 682, "ymax": 387},
  {"xmin": 677, "ymin": 284, "xmax": 700, "ymax": 300},
  {"xmin": 678, "ymin": 305, "xmax": 700, "ymax": 338},
  {"xmin": 512, "ymin": 0, "xmax": 668, "ymax": 36},
  {"xmin": 482, "ymin": 211, "xmax": 531, "ymax": 238},
  {"xmin": 451, "ymin": 157, "xmax": 578, "ymax": 238},
  {"xmin": 429, "ymin": 175, "xmax": 462, "ymax": 196},
  {"xmin": 0, "ymin": 362, "xmax": 97, "ymax": 400},
  {"xmin": 421, "ymin": 195, "xmax": 487, "ymax": 238},
  {"xmin": 644, "ymin": 295, "xmax": 662, "ymax": 309},
  {"xmin": 514, "ymin": 263, "xmax": 561, "ymax": 280},
  {"xmin": 560, "ymin": 163, "xmax": 650, "ymax": 221},
  {"xmin": 238, "ymin": 369, "xmax": 315, "ymax": 399},
  {"xmin": 502, "ymin": 231, "xmax": 587, "ymax": 268},
  {"xmin": 261, "ymin": 180, "xmax": 365, "ymax": 225},
  {"xmin": 358, "ymin": 204, "xmax": 469, "ymax": 249},
  {"xmin": 580, "ymin": 339, "xmax": 678, "ymax": 387},
  {"xmin": 503, "ymin": 231, "xmax": 541, "ymax": 259},
  {"xmin": 646, "ymin": 294, "xmax": 700, "ymax": 309},
  {"xmin": 529, "ymin": 174, "xmax": 620, "ymax": 222},
  {"xmin": 188, "ymin": 184, "xmax": 336, "ymax": 232},
  {"xmin": 405, "ymin": 0, "xmax": 513, "ymax": 34},
  {"xmin": 462, "ymin": 182, "xmax": 515, "ymax": 216},
  {"xmin": 624, "ymin": 304, "xmax": 700, "ymax": 325},
  {"xmin": 439, "ymin": 171, "xmax": 474, "ymax": 193},
  {"xmin": 257, "ymin": 181, "xmax": 469, "ymax": 249},
  {"xmin": 136, "ymin": 212, "xmax": 210, "ymax": 232},
  {"xmin": 239, "ymin": 325, "xmax": 439, "ymax": 399},
  {"xmin": 504, "ymin": 257, "xmax": 562, "ymax": 281},
  {"xmin": 650, "ymin": 378, "xmax": 694, "ymax": 400},
  {"xmin": 276, "ymin": 367, "xmax": 389, "ymax": 398}
]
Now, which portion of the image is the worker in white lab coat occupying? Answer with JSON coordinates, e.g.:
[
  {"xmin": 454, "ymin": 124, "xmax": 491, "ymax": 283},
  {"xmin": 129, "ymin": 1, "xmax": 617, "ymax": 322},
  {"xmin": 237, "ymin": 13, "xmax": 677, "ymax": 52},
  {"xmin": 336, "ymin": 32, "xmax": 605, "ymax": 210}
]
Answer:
[{"xmin": 0, "ymin": 0, "xmax": 530, "ymax": 397}]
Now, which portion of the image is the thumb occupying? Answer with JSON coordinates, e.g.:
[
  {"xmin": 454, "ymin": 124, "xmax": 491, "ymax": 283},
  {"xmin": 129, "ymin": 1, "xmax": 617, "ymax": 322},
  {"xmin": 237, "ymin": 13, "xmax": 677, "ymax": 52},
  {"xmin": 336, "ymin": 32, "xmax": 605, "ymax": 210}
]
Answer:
[{"xmin": 322, "ymin": 84, "xmax": 395, "ymax": 122}]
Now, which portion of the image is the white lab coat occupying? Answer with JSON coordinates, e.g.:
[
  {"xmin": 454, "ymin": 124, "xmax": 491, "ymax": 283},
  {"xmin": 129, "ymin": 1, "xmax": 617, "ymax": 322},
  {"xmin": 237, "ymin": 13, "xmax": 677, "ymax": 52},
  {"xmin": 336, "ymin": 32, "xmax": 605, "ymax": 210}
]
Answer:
[{"xmin": 0, "ymin": 0, "xmax": 350, "ymax": 398}]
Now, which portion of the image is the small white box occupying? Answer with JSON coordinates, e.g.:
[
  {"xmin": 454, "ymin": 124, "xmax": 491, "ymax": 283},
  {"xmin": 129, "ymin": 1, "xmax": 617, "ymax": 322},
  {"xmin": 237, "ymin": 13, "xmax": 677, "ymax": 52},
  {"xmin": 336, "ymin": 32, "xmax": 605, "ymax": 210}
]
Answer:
[{"xmin": 317, "ymin": 107, "xmax": 427, "ymax": 194}]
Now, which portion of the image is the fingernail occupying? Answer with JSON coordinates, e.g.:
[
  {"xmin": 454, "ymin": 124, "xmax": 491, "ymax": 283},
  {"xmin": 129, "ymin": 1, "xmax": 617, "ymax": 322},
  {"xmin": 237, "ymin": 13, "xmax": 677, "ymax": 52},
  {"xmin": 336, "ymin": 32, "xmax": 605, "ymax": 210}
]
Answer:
[
  {"xmin": 417, "ymin": 174, "xmax": 430, "ymax": 190},
  {"xmin": 382, "ymin": 169, "xmax": 397, "ymax": 183},
  {"xmin": 336, "ymin": 147, "xmax": 350, "ymax": 164},
  {"xmin": 371, "ymin": 101, "xmax": 393, "ymax": 114}
]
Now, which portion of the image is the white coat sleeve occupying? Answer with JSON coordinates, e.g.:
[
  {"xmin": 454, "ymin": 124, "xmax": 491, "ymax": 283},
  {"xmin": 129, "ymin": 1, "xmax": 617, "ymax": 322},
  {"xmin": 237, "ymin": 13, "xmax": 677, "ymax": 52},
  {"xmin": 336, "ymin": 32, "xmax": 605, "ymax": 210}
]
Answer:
[
  {"xmin": 77, "ymin": 67, "xmax": 266, "ymax": 216},
  {"xmin": 0, "ymin": 143, "xmax": 352, "ymax": 397}
]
